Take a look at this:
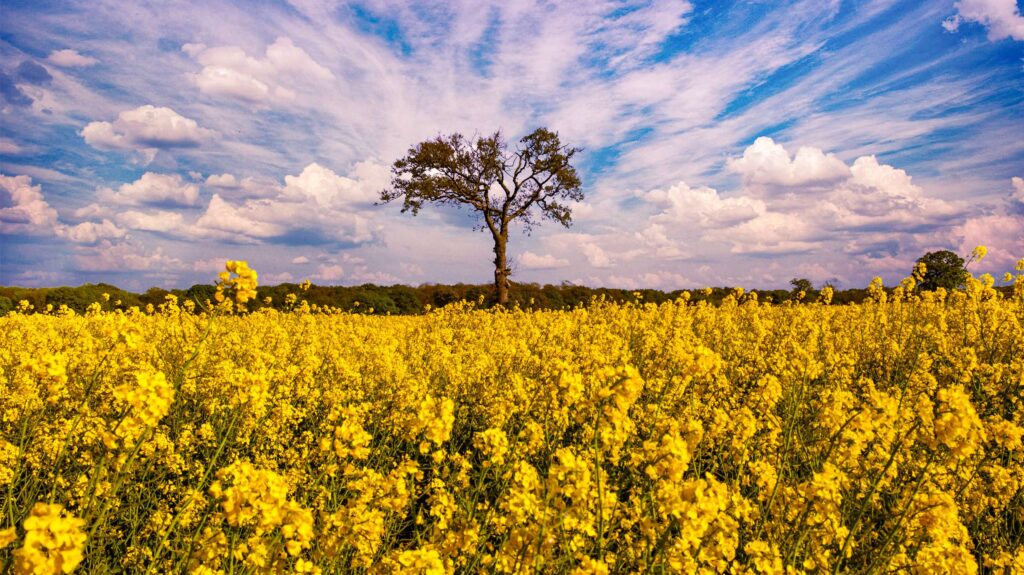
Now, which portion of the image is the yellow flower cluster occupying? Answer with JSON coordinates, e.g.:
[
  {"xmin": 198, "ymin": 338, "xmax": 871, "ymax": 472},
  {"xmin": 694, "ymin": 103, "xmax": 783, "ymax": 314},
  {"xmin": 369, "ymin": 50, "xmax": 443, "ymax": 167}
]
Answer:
[
  {"xmin": 202, "ymin": 460, "xmax": 314, "ymax": 569},
  {"xmin": 11, "ymin": 503, "xmax": 86, "ymax": 574},
  {"xmin": 108, "ymin": 370, "xmax": 174, "ymax": 447},
  {"xmin": 215, "ymin": 260, "xmax": 258, "ymax": 307},
  {"xmin": 473, "ymin": 428, "xmax": 509, "ymax": 468},
  {"xmin": 1, "ymin": 257, "xmax": 1023, "ymax": 573}
]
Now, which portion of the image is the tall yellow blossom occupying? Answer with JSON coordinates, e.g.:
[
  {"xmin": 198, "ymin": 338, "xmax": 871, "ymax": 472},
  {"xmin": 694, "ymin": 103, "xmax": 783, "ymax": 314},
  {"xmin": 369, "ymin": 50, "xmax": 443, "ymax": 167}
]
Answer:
[{"xmin": 13, "ymin": 503, "xmax": 87, "ymax": 574}]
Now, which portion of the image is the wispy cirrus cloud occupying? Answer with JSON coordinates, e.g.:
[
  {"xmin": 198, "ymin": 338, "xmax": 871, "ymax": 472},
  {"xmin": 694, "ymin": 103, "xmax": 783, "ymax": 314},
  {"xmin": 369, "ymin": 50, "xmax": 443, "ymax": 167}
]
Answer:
[{"xmin": 47, "ymin": 49, "xmax": 99, "ymax": 68}]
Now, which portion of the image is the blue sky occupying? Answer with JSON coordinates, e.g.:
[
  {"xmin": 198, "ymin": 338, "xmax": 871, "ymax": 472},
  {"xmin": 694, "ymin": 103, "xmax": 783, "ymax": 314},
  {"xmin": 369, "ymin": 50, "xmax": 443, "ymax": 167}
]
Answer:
[{"xmin": 1, "ymin": 0, "xmax": 1022, "ymax": 291}]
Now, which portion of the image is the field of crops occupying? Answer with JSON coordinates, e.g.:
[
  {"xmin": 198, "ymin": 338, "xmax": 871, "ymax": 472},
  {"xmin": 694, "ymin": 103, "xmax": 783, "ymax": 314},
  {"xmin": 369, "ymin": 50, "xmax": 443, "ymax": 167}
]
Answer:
[{"xmin": 1, "ymin": 262, "xmax": 1023, "ymax": 574}]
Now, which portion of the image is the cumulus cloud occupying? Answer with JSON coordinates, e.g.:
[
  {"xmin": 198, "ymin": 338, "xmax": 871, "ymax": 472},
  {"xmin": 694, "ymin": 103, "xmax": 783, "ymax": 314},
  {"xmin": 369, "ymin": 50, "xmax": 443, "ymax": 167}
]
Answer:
[
  {"xmin": 81, "ymin": 105, "xmax": 215, "ymax": 160},
  {"xmin": 291, "ymin": 256, "xmax": 310, "ymax": 264},
  {"xmin": 98, "ymin": 172, "xmax": 201, "ymax": 207},
  {"xmin": 47, "ymin": 49, "xmax": 99, "ymax": 67},
  {"xmin": 263, "ymin": 271, "xmax": 295, "ymax": 284},
  {"xmin": 639, "ymin": 139, "xmax": 962, "ymax": 259},
  {"xmin": 519, "ymin": 251, "xmax": 570, "ymax": 269},
  {"xmin": 727, "ymin": 136, "xmax": 851, "ymax": 188},
  {"xmin": 205, "ymin": 173, "xmax": 280, "ymax": 199},
  {"xmin": 605, "ymin": 270, "xmax": 692, "ymax": 290},
  {"xmin": 192, "ymin": 257, "xmax": 229, "ymax": 273},
  {"xmin": 282, "ymin": 162, "xmax": 383, "ymax": 207},
  {"xmin": 183, "ymin": 37, "xmax": 334, "ymax": 104},
  {"xmin": 640, "ymin": 181, "xmax": 764, "ymax": 228},
  {"xmin": 114, "ymin": 209, "xmax": 186, "ymax": 232},
  {"xmin": 0, "ymin": 173, "xmax": 59, "ymax": 235},
  {"xmin": 205, "ymin": 173, "xmax": 238, "ymax": 188},
  {"xmin": 401, "ymin": 262, "xmax": 424, "ymax": 276},
  {"xmin": 1011, "ymin": 176, "xmax": 1024, "ymax": 208},
  {"xmin": 315, "ymin": 263, "xmax": 344, "ymax": 281},
  {"xmin": 948, "ymin": 0, "xmax": 1024, "ymax": 41},
  {"xmin": 191, "ymin": 162, "xmax": 384, "ymax": 245},
  {"xmin": 1, "ymin": 173, "xmax": 149, "ymax": 246},
  {"xmin": 956, "ymin": 214, "xmax": 1024, "ymax": 270},
  {"xmin": 194, "ymin": 194, "xmax": 285, "ymax": 239},
  {"xmin": 547, "ymin": 233, "xmax": 619, "ymax": 269},
  {"xmin": 57, "ymin": 219, "xmax": 126, "ymax": 244},
  {"xmin": 581, "ymin": 241, "xmax": 614, "ymax": 268},
  {"xmin": 73, "ymin": 203, "xmax": 111, "ymax": 219},
  {"xmin": 635, "ymin": 182, "xmax": 766, "ymax": 259},
  {"xmin": 73, "ymin": 240, "xmax": 183, "ymax": 272},
  {"xmin": 952, "ymin": 177, "xmax": 1024, "ymax": 271}
]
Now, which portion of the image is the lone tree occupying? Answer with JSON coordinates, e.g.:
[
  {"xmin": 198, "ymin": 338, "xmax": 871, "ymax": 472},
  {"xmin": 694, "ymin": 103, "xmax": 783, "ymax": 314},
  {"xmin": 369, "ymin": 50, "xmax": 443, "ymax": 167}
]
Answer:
[
  {"xmin": 381, "ymin": 128, "xmax": 582, "ymax": 305},
  {"xmin": 915, "ymin": 250, "xmax": 968, "ymax": 291},
  {"xmin": 790, "ymin": 278, "xmax": 814, "ymax": 297}
]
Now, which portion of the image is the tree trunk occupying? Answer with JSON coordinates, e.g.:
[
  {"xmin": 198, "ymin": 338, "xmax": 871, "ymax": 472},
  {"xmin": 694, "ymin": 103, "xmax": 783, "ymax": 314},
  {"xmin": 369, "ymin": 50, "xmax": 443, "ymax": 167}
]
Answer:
[{"xmin": 493, "ymin": 231, "xmax": 510, "ymax": 306}]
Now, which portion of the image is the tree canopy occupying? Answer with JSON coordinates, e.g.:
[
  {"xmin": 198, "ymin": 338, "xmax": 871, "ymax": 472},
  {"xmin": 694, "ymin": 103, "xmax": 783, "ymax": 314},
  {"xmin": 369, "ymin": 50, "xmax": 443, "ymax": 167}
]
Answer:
[
  {"xmin": 381, "ymin": 128, "xmax": 582, "ymax": 305},
  {"xmin": 915, "ymin": 250, "xmax": 968, "ymax": 291}
]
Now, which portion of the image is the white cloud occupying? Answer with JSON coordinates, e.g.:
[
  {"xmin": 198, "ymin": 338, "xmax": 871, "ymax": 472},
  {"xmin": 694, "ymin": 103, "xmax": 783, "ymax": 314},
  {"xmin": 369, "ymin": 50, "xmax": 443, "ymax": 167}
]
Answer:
[
  {"xmin": 194, "ymin": 194, "xmax": 285, "ymax": 238},
  {"xmin": 581, "ymin": 241, "xmax": 613, "ymax": 268},
  {"xmin": 956, "ymin": 214, "xmax": 1024, "ymax": 271},
  {"xmin": 191, "ymin": 162, "xmax": 384, "ymax": 245},
  {"xmin": 206, "ymin": 174, "xmax": 280, "ymax": 199},
  {"xmin": 291, "ymin": 255, "xmax": 310, "ymax": 264},
  {"xmin": 184, "ymin": 37, "xmax": 333, "ymax": 104},
  {"xmin": 193, "ymin": 257, "xmax": 229, "ymax": 273},
  {"xmin": 0, "ymin": 138, "xmax": 22, "ymax": 155},
  {"xmin": 47, "ymin": 49, "xmax": 99, "ymax": 67},
  {"xmin": 519, "ymin": 251, "xmax": 570, "ymax": 269},
  {"xmin": 74, "ymin": 203, "xmax": 111, "ymax": 219},
  {"xmin": 73, "ymin": 240, "xmax": 183, "ymax": 272},
  {"xmin": 57, "ymin": 219, "xmax": 126, "ymax": 244},
  {"xmin": 263, "ymin": 271, "xmax": 295, "ymax": 284},
  {"xmin": 6, "ymin": 269, "xmax": 69, "ymax": 287},
  {"xmin": 641, "ymin": 181, "xmax": 765, "ymax": 228},
  {"xmin": 952, "ymin": 177, "xmax": 1024, "ymax": 271},
  {"xmin": 195, "ymin": 65, "xmax": 272, "ymax": 102},
  {"xmin": 637, "ymin": 139, "xmax": 963, "ymax": 260},
  {"xmin": 400, "ymin": 262, "xmax": 424, "ymax": 276},
  {"xmin": 81, "ymin": 105, "xmax": 215, "ymax": 159},
  {"xmin": 98, "ymin": 172, "xmax": 201, "ymax": 207},
  {"xmin": 0, "ymin": 173, "xmax": 59, "ymax": 235},
  {"xmin": 1011, "ymin": 176, "xmax": 1024, "ymax": 204},
  {"xmin": 727, "ymin": 136, "xmax": 851, "ymax": 188},
  {"xmin": 950, "ymin": 0, "xmax": 1024, "ymax": 41},
  {"xmin": 0, "ymin": 164, "xmax": 75, "ymax": 183},
  {"xmin": 605, "ymin": 270, "xmax": 692, "ymax": 290},
  {"xmin": 282, "ymin": 162, "xmax": 382, "ymax": 207},
  {"xmin": 114, "ymin": 209, "xmax": 186, "ymax": 232},
  {"xmin": 707, "ymin": 212, "xmax": 820, "ymax": 256},
  {"xmin": 315, "ymin": 263, "xmax": 344, "ymax": 281},
  {"xmin": 206, "ymin": 173, "xmax": 238, "ymax": 188}
]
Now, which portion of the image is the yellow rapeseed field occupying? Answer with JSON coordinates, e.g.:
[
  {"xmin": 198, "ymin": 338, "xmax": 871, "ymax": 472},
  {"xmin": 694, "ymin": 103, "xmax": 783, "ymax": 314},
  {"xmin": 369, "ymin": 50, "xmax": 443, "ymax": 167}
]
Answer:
[{"xmin": 1, "ymin": 257, "xmax": 1023, "ymax": 574}]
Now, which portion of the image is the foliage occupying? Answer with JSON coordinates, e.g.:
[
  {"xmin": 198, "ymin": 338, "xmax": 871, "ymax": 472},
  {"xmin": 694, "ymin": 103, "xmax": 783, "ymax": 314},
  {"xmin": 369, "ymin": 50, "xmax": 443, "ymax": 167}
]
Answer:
[
  {"xmin": 3, "ymin": 281, "xmax": 1018, "ymax": 317},
  {"xmin": 381, "ymin": 128, "xmax": 582, "ymax": 305},
  {"xmin": 2, "ymin": 257, "xmax": 1024, "ymax": 573},
  {"xmin": 916, "ymin": 250, "xmax": 969, "ymax": 291},
  {"xmin": 789, "ymin": 278, "xmax": 814, "ymax": 301}
]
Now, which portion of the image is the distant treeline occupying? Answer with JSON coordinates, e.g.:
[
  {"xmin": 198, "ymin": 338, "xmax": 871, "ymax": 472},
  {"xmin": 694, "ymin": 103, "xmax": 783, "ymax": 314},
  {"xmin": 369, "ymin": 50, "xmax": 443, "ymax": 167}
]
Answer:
[{"xmin": 2, "ymin": 281, "xmax": 1013, "ymax": 315}]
